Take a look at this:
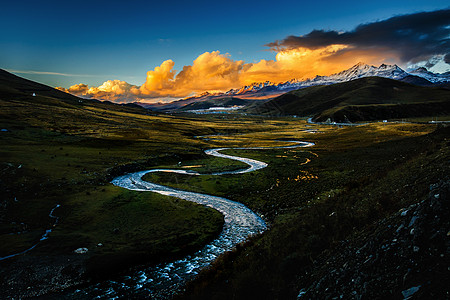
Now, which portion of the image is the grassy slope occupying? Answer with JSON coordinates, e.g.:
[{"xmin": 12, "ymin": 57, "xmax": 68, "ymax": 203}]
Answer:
[
  {"xmin": 246, "ymin": 77, "xmax": 450, "ymax": 122},
  {"xmin": 0, "ymin": 71, "xmax": 289, "ymax": 284},
  {"xmin": 2, "ymin": 70, "xmax": 449, "ymax": 298},
  {"xmin": 1, "ymin": 70, "xmax": 312, "ymax": 294},
  {"xmin": 140, "ymin": 123, "xmax": 449, "ymax": 299}
]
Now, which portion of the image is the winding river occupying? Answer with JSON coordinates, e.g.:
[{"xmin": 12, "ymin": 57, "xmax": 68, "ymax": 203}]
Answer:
[{"xmin": 72, "ymin": 140, "xmax": 314, "ymax": 299}]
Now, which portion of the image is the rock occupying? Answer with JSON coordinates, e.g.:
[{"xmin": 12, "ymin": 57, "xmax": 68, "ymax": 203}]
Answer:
[
  {"xmin": 74, "ymin": 248, "xmax": 88, "ymax": 254},
  {"xmin": 401, "ymin": 285, "xmax": 420, "ymax": 299},
  {"xmin": 408, "ymin": 216, "xmax": 418, "ymax": 227}
]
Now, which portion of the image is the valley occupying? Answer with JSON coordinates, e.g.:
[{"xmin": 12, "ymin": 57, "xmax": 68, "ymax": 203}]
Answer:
[{"xmin": 0, "ymin": 70, "xmax": 448, "ymax": 299}]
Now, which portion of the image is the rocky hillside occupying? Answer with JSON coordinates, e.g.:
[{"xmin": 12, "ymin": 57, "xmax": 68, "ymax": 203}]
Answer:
[{"xmin": 298, "ymin": 180, "xmax": 449, "ymax": 299}]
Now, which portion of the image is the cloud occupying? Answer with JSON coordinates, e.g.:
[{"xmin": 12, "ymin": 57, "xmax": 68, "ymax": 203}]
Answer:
[
  {"xmin": 140, "ymin": 51, "xmax": 245, "ymax": 97},
  {"xmin": 267, "ymin": 9, "xmax": 450, "ymax": 66},
  {"xmin": 67, "ymin": 83, "xmax": 89, "ymax": 93},
  {"xmin": 57, "ymin": 80, "xmax": 140, "ymax": 102},
  {"xmin": 62, "ymin": 51, "xmax": 247, "ymax": 102},
  {"xmin": 62, "ymin": 9, "xmax": 450, "ymax": 103},
  {"xmin": 241, "ymin": 45, "xmax": 358, "ymax": 83}
]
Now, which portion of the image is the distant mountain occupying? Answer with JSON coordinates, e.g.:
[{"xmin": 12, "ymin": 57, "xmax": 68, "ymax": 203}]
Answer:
[
  {"xmin": 163, "ymin": 63, "xmax": 450, "ymax": 109},
  {"xmin": 409, "ymin": 67, "xmax": 450, "ymax": 83},
  {"xmin": 245, "ymin": 77, "xmax": 450, "ymax": 122}
]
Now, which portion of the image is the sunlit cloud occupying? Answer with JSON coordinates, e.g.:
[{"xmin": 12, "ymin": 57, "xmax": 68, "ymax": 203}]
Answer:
[
  {"xmin": 267, "ymin": 9, "xmax": 450, "ymax": 70},
  {"xmin": 140, "ymin": 51, "xmax": 245, "ymax": 97},
  {"xmin": 60, "ymin": 9, "xmax": 449, "ymax": 103},
  {"xmin": 57, "ymin": 80, "xmax": 140, "ymax": 102}
]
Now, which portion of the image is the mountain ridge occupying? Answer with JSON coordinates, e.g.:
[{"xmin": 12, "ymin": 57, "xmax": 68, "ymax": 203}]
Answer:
[
  {"xmin": 245, "ymin": 76, "xmax": 450, "ymax": 122},
  {"xmin": 138, "ymin": 63, "xmax": 448, "ymax": 111},
  {"xmin": 180, "ymin": 63, "xmax": 449, "ymax": 100}
]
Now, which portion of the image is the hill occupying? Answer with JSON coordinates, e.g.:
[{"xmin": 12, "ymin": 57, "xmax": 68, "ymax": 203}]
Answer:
[
  {"xmin": 0, "ymin": 69, "xmax": 86, "ymax": 102},
  {"xmin": 246, "ymin": 77, "xmax": 450, "ymax": 122},
  {"xmin": 0, "ymin": 70, "xmax": 237, "ymax": 296},
  {"xmin": 0, "ymin": 69, "xmax": 159, "ymax": 115}
]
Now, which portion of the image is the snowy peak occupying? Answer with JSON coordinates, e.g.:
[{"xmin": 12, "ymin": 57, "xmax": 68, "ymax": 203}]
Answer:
[
  {"xmin": 329, "ymin": 63, "xmax": 407, "ymax": 81},
  {"xmin": 411, "ymin": 67, "xmax": 429, "ymax": 74},
  {"xmin": 181, "ymin": 63, "xmax": 449, "ymax": 102},
  {"xmin": 409, "ymin": 67, "xmax": 450, "ymax": 83},
  {"xmin": 235, "ymin": 81, "xmax": 276, "ymax": 94}
]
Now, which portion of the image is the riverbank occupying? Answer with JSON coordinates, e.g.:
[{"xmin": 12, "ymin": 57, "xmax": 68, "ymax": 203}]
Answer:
[{"xmin": 178, "ymin": 124, "xmax": 449, "ymax": 299}]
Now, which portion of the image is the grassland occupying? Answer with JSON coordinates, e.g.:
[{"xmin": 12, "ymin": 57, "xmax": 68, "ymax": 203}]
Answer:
[
  {"xmin": 1, "ymin": 70, "xmax": 449, "ymax": 298},
  {"xmin": 174, "ymin": 122, "xmax": 449, "ymax": 299},
  {"xmin": 0, "ymin": 81, "xmax": 320, "ymax": 296}
]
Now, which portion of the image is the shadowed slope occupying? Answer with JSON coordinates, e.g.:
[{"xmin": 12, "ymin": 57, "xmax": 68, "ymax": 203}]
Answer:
[{"xmin": 247, "ymin": 77, "xmax": 450, "ymax": 122}]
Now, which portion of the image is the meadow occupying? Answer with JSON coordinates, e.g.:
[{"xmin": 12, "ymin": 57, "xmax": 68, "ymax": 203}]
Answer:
[{"xmin": 0, "ymin": 89, "xmax": 448, "ymax": 298}]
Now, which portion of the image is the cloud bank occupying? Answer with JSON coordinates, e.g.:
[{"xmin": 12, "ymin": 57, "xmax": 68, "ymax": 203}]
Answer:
[
  {"xmin": 59, "ymin": 9, "xmax": 449, "ymax": 103},
  {"xmin": 267, "ymin": 9, "xmax": 450, "ymax": 67}
]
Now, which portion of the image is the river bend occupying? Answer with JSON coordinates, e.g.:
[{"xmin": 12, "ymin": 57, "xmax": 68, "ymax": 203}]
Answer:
[{"xmin": 73, "ymin": 140, "xmax": 314, "ymax": 299}]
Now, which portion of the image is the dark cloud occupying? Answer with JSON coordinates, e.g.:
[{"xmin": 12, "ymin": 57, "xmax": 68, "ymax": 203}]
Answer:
[{"xmin": 267, "ymin": 9, "xmax": 450, "ymax": 64}]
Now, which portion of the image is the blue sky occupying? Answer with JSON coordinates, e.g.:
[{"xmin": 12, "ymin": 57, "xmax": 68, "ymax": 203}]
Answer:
[{"xmin": 1, "ymin": 0, "xmax": 448, "ymax": 91}]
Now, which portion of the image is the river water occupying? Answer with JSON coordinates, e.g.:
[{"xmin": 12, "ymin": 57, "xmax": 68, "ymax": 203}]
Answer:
[{"xmin": 71, "ymin": 141, "xmax": 314, "ymax": 299}]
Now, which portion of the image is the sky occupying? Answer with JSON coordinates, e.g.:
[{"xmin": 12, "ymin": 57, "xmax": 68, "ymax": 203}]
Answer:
[{"xmin": 1, "ymin": 0, "xmax": 449, "ymax": 103}]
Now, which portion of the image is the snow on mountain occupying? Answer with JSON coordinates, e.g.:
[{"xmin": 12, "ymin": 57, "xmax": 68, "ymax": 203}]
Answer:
[
  {"xmin": 286, "ymin": 63, "xmax": 408, "ymax": 88},
  {"xmin": 409, "ymin": 67, "xmax": 450, "ymax": 83},
  {"xmin": 224, "ymin": 81, "xmax": 276, "ymax": 95},
  {"xmin": 181, "ymin": 63, "xmax": 449, "ymax": 102}
]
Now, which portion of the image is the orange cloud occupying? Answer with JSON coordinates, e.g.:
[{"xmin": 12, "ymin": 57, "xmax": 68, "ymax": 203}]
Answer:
[
  {"xmin": 241, "ymin": 45, "xmax": 350, "ymax": 84},
  {"xmin": 241, "ymin": 45, "xmax": 400, "ymax": 84},
  {"xmin": 140, "ymin": 59, "xmax": 176, "ymax": 95},
  {"xmin": 140, "ymin": 51, "xmax": 245, "ymax": 97},
  {"xmin": 57, "ymin": 80, "xmax": 140, "ymax": 102},
  {"xmin": 61, "ymin": 47, "xmax": 400, "ymax": 103}
]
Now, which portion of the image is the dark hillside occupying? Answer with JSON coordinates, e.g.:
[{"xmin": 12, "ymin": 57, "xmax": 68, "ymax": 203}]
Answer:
[
  {"xmin": 0, "ymin": 69, "xmax": 84, "ymax": 103},
  {"xmin": 247, "ymin": 77, "xmax": 450, "ymax": 122}
]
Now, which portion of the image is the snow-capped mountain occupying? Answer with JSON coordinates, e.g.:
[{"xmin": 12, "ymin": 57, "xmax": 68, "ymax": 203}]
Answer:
[
  {"xmin": 276, "ymin": 63, "xmax": 412, "ymax": 91},
  {"xmin": 178, "ymin": 63, "xmax": 449, "ymax": 104},
  {"xmin": 224, "ymin": 81, "xmax": 277, "ymax": 95},
  {"xmin": 409, "ymin": 67, "xmax": 450, "ymax": 83}
]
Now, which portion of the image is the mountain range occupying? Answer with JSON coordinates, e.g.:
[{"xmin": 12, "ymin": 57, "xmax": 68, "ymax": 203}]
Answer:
[
  {"xmin": 139, "ymin": 63, "xmax": 450, "ymax": 111},
  {"xmin": 1, "ymin": 65, "xmax": 449, "ymax": 123},
  {"xmin": 245, "ymin": 76, "xmax": 450, "ymax": 122}
]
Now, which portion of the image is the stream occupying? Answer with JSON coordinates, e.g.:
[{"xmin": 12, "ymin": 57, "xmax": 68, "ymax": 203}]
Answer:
[{"xmin": 71, "ymin": 140, "xmax": 314, "ymax": 299}]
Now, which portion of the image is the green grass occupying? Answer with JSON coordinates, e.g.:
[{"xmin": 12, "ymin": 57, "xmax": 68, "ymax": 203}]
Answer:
[
  {"xmin": 1, "ymin": 69, "xmax": 449, "ymax": 298},
  {"xmin": 0, "ymin": 82, "xmax": 318, "ymax": 280},
  {"xmin": 178, "ymin": 123, "xmax": 449, "ymax": 299}
]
